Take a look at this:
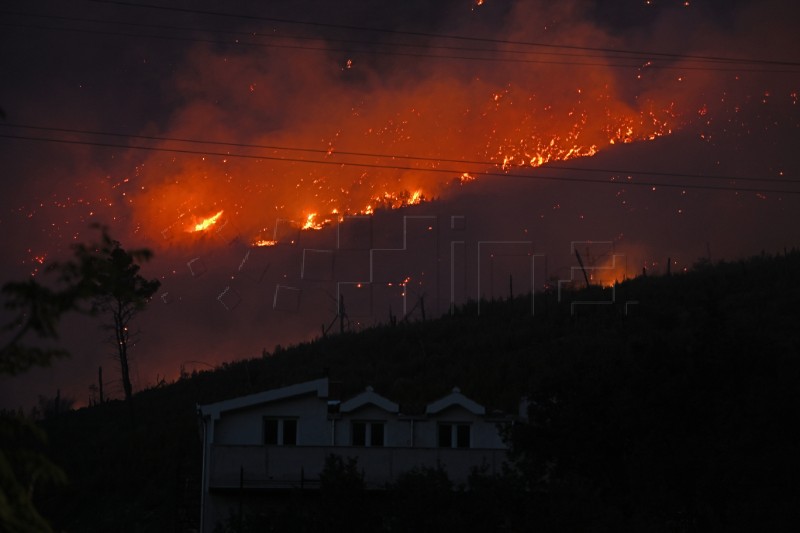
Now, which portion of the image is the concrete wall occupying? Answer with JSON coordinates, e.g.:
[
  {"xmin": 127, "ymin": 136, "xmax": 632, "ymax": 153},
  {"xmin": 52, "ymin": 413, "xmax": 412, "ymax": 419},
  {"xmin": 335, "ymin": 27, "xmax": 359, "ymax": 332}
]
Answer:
[
  {"xmin": 413, "ymin": 405, "xmax": 507, "ymax": 449},
  {"xmin": 213, "ymin": 393, "xmax": 330, "ymax": 446},
  {"xmin": 209, "ymin": 444, "xmax": 508, "ymax": 489},
  {"xmin": 335, "ymin": 404, "xmax": 410, "ymax": 447},
  {"xmin": 201, "ymin": 385, "xmax": 513, "ymax": 533},
  {"xmin": 212, "ymin": 394, "xmax": 506, "ymax": 449}
]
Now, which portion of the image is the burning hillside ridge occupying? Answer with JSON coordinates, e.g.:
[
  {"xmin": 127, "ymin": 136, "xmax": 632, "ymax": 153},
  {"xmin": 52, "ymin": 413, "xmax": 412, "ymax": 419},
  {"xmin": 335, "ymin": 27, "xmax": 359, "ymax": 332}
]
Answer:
[
  {"xmin": 3, "ymin": 0, "xmax": 800, "ymax": 418},
  {"xmin": 117, "ymin": 0, "xmax": 786, "ymax": 247},
  {"xmin": 134, "ymin": 73, "xmax": 675, "ymax": 245}
]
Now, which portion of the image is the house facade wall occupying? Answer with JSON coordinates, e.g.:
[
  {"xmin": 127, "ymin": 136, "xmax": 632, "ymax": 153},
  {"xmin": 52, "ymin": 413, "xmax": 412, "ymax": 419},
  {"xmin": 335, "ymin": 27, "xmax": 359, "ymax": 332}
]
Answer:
[
  {"xmin": 336, "ymin": 404, "xmax": 408, "ymax": 446},
  {"xmin": 212, "ymin": 393, "xmax": 330, "ymax": 446},
  {"xmin": 199, "ymin": 380, "xmax": 514, "ymax": 533},
  {"xmin": 412, "ymin": 405, "xmax": 506, "ymax": 449}
]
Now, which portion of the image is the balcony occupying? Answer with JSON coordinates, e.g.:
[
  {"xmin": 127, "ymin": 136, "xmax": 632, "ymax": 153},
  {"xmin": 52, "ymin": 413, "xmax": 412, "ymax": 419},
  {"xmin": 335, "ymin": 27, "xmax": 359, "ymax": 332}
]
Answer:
[{"xmin": 208, "ymin": 445, "xmax": 508, "ymax": 490}]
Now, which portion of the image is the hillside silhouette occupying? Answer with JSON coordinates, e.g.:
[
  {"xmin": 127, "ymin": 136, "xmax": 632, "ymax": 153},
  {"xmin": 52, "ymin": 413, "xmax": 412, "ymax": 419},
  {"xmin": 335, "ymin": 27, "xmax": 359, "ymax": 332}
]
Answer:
[{"xmin": 37, "ymin": 250, "xmax": 800, "ymax": 531}]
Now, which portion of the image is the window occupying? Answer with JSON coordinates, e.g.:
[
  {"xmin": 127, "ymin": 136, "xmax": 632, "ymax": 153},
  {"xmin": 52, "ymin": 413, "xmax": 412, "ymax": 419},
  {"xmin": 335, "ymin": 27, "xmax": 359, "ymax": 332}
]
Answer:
[
  {"xmin": 438, "ymin": 423, "xmax": 470, "ymax": 448},
  {"xmin": 264, "ymin": 419, "xmax": 279, "ymax": 445},
  {"xmin": 370, "ymin": 423, "xmax": 385, "ymax": 447},
  {"xmin": 438, "ymin": 423, "xmax": 452, "ymax": 448},
  {"xmin": 352, "ymin": 422, "xmax": 367, "ymax": 446},
  {"xmin": 456, "ymin": 424, "xmax": 470, "ymax": 448},
  {"xmin": 351, "ymin": 421, "xmax": 385, "ymax": 447},
  {"xmin": 263, "ymin": 418, "xmax": 298, "ymax": 446},
  {"xmin": 283, "ymin": 419, "xmax": 297, "ymax": 446}
]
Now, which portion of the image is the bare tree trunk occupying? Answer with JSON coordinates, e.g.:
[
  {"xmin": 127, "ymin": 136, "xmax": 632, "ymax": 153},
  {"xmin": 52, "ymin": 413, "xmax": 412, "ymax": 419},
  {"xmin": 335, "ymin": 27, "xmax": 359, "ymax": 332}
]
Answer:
[
  {"xmin": 120, "ymin": 345, "xmax": 132, "ymax": 402},
  {"xmin": 115, "ymin": 306, "xmax": 133, "ymax": 402},
  {"xmin": 98, "ymin": 366, "xmax": 104, "ymax": 404},
  {"xmin": 339, "ymin": 294, "xmax": 345, "ymax": 335}
]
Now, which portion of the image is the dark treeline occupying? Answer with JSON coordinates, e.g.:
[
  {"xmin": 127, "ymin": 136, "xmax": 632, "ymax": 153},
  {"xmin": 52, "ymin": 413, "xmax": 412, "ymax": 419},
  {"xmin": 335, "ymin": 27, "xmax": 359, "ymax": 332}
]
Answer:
[{"xmin": 37, "ymin": 250, "xmax": 800, "ymax": 532}]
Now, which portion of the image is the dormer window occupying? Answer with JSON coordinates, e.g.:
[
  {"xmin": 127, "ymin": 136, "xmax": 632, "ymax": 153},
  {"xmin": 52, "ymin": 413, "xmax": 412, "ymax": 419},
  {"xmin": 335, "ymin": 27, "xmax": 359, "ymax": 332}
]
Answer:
[
  {"xmin": 351, "ymin": 421, "xmax": 385, "ymax": 447},
  {"xmin": 438, "ymin": 423, "xmax": 470, "ymax": 448}
]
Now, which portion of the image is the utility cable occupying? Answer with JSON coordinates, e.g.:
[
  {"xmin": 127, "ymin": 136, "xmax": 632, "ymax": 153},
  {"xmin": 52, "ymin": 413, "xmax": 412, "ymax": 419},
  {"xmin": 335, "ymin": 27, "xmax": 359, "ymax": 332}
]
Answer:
[
  {"xmin": 85, "ymin": 0, "xmax": 800, "ymax": 68},
  {"xmin": 3, "ymin": 122, "xmax": 797, "ymax": 186},
  {"xmin": 2, "ymin": 131, "xmax": 798, "ymax": 196},
  {"xmin": 5, "ymin": 20, "xmax": 794, "ymax": 73}
]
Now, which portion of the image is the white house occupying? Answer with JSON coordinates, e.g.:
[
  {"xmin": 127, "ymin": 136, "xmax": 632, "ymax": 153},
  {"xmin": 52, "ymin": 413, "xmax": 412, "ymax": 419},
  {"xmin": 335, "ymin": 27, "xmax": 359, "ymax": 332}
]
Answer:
[{"xmin": 197, "ymin": 377, "xmax": 515, "ymax": 532}]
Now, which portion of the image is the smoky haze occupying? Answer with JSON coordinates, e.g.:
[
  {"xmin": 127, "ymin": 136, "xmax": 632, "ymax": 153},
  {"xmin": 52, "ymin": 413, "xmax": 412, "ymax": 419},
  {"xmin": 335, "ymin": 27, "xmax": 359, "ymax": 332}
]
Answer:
[{"xmin": 1, "ymin": 0, "xmax": 798, "ymax": 409}]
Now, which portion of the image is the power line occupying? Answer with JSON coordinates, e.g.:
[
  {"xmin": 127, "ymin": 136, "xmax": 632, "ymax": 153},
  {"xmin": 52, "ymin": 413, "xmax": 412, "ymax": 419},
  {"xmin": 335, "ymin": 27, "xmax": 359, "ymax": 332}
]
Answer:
[
  {"xmin": 3, "ymin": 123, "xmax": 798, "ymax": 186},
  {"xmin": 0, "ymin": 21, "xmax": 617, "ymax": 69},
  {"xmin": 5, "ymin": 7, "xmax": 799, "ymax": 74},
  {"xmin": 6, "ymin": 19, "xmax": 797, "ymax": 74},
  {"xmin": 83, "ymin": 0, "xmax": 800, "ymax": 68},
  {"xmin": 2, "ymin": 130, "xmax": 798, "ymax": 196},
  {"xmin": 5, "ymin": 9, "xmax": 797, "ymax": 68},
  {"xmin": 0, "ymin": 10, "xmax": 630, "ymax": 60}
]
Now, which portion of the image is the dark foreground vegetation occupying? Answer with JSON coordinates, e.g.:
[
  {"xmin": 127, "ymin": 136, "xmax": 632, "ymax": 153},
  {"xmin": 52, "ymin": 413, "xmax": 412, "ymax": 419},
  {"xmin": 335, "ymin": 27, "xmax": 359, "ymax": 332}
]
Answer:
[{"xmin": 27, "ymin": 251, "xmax": 800, "ymax": 531}]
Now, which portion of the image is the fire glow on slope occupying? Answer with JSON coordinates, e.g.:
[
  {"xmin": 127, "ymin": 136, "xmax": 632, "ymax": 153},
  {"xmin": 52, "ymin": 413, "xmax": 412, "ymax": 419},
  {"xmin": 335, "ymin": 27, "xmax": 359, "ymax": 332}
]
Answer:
[
  {"xmin": 189, "ymin": 210, "xmax": 224, "ymax": 233},
  {"xmin": 131, "ymin": 82, "xmax": 677, "ymax": 247},
  {"xmin": 10, "ymin": 0, "xmax": 799, "ymax": 278},
  {"xmin": 121, "ymin": 2, "xmax": 704, "ymax": 248}
]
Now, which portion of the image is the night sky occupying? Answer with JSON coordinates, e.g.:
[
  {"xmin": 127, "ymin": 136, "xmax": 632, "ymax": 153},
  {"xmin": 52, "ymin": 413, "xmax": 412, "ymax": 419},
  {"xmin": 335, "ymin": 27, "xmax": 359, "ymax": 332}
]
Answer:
[{"xmin": 2, "ymin": 0, "xmax": 799, "ymax": 409}]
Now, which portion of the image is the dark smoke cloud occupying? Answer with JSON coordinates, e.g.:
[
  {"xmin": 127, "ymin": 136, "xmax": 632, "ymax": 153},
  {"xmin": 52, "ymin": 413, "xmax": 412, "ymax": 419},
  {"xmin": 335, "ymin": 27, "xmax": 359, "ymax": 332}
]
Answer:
[{"xmin": 1, "ymin": 0, "xmax": 798, "ymax": 409}]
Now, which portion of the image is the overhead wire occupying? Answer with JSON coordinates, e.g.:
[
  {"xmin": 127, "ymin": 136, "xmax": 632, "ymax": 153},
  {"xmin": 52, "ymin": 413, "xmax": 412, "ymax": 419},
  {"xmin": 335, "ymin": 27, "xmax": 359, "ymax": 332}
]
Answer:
[
  {"xmin": 83, "ymin": 0, "xmax": 800, "ymax": 68},
  {"xmin": 5, "ymin": 19, "xmax": 795, "ymax": 74},
  {"xmin": 1, "ymin": 129, "xmax": 798, "ymax": 196},
  {"xmin": 3, "ymin": 122, "xmax": 798, "ymax": 186},
  {"xmin": 2, "ymin": 5, "xmax": 799, "ymax": 72},
  {"xmin": 0, "ymin": 11, "xmax": 633, "ymax": 61},
  {"xmin": 2, "ymin": 5, "xmax": 798, "ymax": 196}
]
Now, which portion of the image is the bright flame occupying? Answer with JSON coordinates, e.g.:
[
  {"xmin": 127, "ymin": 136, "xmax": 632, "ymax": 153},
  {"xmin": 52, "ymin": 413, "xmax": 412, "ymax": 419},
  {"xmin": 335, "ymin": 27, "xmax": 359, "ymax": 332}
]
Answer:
[
  {"xmin": 364, "ymin": 189, "xmax": 426, "ymax": 212},
  {"xmin": 128, "ymin": 31, "xmax": 683, "ymax": 247},
  {"xmin": 301, "ymin": 213, "xmax": 331, "ymax": 230},
  {"xmin": 458, "ymin": 173, "xmax": 476, "ymax": 184},
  {"xmin": 189, "ymin": 210, "xmax": 224, "ymax": 232}
]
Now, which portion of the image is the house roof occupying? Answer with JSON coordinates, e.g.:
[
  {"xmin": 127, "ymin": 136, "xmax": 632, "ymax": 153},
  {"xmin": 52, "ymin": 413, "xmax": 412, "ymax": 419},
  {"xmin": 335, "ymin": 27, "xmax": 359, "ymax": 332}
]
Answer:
[
  {"xmin": 425, "ymin": 387, "xmax": 486, "ymax": 416},
  {"xmin": 340, "ymin": 386, "xmax": 399, "ymax": 414},
  {"xmin": 198, "ymin": 378, "xmax": 329, "ymax": 421}
]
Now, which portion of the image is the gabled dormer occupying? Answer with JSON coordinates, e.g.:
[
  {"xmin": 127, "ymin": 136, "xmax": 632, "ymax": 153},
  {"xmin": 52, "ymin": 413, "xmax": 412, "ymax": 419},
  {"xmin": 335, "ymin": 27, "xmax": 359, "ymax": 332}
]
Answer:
[
  {"xmin": 423, "ymin": 387, "xmax": 504, "ymax": 449},
  {"xmin": 340, "ymin": 385, "xmax": 400, "ymax": 415},
  {"xmin": 337, "ymin": 386, "xmax": 400, "ymax": 447},
  {"xmin": 425, "ymin": 387, "xmax": 486, "ymax": 417},
  {"xmin": 198, "ymin": 379, "xmax": 512, "ymax": 532}
]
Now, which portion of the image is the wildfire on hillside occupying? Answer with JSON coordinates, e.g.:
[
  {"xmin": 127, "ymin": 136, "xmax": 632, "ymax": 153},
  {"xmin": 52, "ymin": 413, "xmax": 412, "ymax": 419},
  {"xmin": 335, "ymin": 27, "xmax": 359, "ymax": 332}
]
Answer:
[
  {"xmin": 188, "ymin": 210, "xmax": 224, "ymax": 233},
  {"xmin": 18, "ymin": 0, "xmax": 793, "ymax": 260},
  {"xmin": 131, "ymin": 77, "xmax": 679, "ymax": 249}
]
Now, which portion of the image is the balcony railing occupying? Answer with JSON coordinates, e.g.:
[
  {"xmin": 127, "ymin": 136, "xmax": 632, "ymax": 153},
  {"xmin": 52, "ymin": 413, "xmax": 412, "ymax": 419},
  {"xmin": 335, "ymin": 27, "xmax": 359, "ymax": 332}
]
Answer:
[{"xmin": 209, "ymin": 445, "xmax": 508, "ymax": 490}]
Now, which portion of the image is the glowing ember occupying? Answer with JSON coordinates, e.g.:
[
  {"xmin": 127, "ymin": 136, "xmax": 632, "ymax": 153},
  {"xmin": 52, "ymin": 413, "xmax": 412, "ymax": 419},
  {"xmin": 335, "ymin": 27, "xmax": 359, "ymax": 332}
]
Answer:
[
  {"xmin": 114, "ymin": 3, "xmax": 728, "ymax": 250},
  {"xmin": 458, "ymin": 173, "xmax": 477, "ymax": 184},
  {"xmin": 252, "ymin": 239, "xmax": 278, "ymax": 247},
  {"xmin": 301, "ymin": 213, "xmax": 331, "ymax": 230},
  {"xmin": 128, "ymin": 71, "xmax": 682, "ymax": 247},
  {"xmin": 363, "ymin": 190, "xmax": 427, "ymax": 213},
  {"xmin": 189, "ymin": 210, "xmax": 224, "ymax": 233}
]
